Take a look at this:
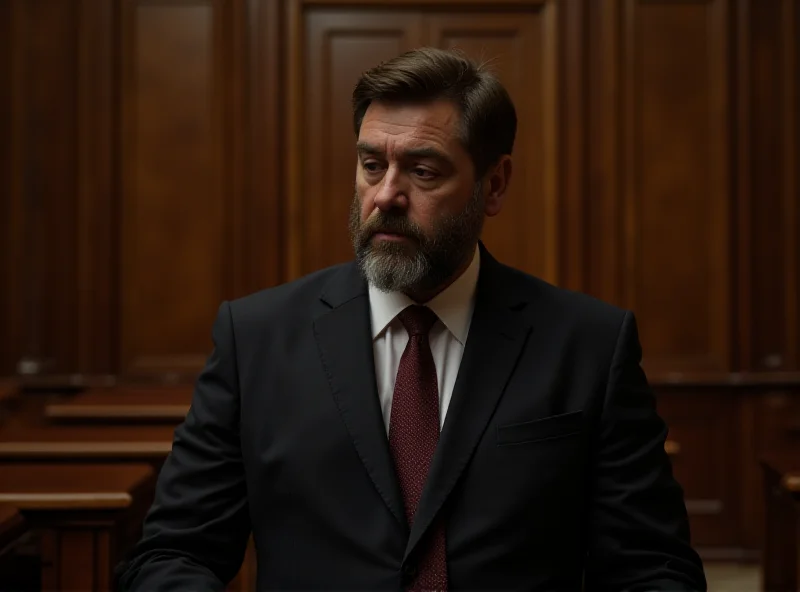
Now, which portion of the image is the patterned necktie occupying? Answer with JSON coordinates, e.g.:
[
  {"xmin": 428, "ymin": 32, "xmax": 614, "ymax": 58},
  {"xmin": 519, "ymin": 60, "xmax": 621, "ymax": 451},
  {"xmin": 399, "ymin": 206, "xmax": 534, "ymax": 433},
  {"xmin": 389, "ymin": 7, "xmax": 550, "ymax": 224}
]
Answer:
[{"xmin": 389, "ymin": 305, "xmax": 448, "ymax": 591}]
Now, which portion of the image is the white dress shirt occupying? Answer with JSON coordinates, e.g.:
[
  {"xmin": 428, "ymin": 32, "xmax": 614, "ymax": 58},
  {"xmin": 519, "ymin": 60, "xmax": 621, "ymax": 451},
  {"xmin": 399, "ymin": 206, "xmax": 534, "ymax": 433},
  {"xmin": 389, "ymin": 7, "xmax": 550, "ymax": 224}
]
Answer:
[{"xmin": 368, "ymin": 246, "xmax": 480, "ymax": 435}]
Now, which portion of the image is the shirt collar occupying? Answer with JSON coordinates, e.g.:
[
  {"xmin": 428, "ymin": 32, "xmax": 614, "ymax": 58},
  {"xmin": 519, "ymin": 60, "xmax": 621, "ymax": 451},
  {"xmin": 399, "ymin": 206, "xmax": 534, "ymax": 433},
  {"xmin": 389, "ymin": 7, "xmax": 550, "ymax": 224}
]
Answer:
[{"xmin": 368, "ymin": 244, "xmax": 480, "ymax": 345}]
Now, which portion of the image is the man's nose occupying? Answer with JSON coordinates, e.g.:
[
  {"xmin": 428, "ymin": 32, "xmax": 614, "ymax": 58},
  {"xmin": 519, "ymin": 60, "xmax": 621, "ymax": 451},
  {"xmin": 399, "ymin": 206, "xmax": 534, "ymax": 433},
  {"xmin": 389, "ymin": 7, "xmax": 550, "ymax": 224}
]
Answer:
[{"xmin": 373, "ymin": 166, "xmax": 409, "ymax": 212}]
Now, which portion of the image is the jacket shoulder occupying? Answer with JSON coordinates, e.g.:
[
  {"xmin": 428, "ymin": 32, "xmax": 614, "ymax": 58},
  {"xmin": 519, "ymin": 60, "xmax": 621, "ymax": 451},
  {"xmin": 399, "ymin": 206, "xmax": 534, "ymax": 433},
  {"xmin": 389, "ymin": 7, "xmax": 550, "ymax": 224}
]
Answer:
[
  {"xmin": 227, "ymin": 262, "xmax": 353, "ymax": 324},
  {"xmin": 501, "ymin": 264, "xmax": 630, "ymax": 335}
]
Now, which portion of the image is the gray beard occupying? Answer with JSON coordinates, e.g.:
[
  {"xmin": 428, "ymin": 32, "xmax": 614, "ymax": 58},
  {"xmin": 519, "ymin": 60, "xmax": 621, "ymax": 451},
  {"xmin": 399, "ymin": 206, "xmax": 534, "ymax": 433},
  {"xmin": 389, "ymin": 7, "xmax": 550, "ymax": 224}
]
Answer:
[{"xmin": 349, "ymin": 182, "xmax": 484, "ymax": 295}]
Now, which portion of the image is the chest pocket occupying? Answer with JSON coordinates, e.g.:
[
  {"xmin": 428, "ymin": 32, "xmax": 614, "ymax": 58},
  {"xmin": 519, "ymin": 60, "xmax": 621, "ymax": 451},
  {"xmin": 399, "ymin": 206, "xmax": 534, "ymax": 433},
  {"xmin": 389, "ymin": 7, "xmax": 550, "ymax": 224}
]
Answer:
[{"xmin": 496, "ymin": 410, "xmax": 583, "ymax": 446}]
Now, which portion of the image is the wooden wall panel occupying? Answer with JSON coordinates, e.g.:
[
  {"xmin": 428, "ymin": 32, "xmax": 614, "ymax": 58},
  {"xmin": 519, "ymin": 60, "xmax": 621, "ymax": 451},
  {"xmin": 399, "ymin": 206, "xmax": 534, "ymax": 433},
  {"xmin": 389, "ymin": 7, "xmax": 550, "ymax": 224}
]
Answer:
[
  {"xmin": 289, "ymin": 1, "xmax": 563, "ymax": 283},
  {"xmin": 76, "ymin": 0, "xmax": 116, "ymax": 375},
  {"xmin": 289, "ymin": 7, "xmax": 425, "ymax": 278},
  {"xmin": 0, "ymin": 0, "xmax": 20, "ymax": 376},
  {"xmin": 742, "ymin": 0, "xmax": 798, "ymax": 373},
  {"xmin": 586, "ymin": 0, "xmax": 621, "ymax": 308},
  {"xmin": 120, "ymin": 0, "xmax": 241, "ymax": 377},
  {"xmin": 657, "ymin": 391, "xmax": 741, "ymax": 548},
  {"xmin": 246, "ymin": 0, "xmax": 285, "ymax": 295},
  {"xmin": 738, "ymin": 390, "xmax": 800, "ymax": 551},
  {"xmin": 593, "ymin": 0, "xmax": 732, "ymax": 375},
  {"xmin": 796, "ymin": 0, "xmax": 800, "ymax": 371},
  {"xmin": 428, "ymin": 3, "xmax": 560, "ymax": 283},
  {"xmin": 3, "ymin": 0, "xmax": 82, "ymax": 378}
]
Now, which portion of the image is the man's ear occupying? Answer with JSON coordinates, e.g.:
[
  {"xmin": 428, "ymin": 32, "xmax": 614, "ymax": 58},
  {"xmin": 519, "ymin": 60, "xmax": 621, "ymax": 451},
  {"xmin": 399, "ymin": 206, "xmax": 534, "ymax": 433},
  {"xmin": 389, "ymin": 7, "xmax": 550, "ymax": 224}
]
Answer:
[{"xmin": 483, "ymin": 155, "xmax": 512, "ymax": 217}]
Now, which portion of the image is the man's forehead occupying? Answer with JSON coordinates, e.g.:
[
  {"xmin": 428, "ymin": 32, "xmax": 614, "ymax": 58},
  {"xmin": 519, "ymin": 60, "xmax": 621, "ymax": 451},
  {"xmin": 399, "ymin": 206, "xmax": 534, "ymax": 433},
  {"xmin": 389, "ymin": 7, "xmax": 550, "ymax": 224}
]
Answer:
[
  {"xmin": 359, "ymin": 103, "xmax": 464, "ymax": 155},
  {"xmin": 361, "ymin": 101, "xmax": 459, "ymax": 135}
]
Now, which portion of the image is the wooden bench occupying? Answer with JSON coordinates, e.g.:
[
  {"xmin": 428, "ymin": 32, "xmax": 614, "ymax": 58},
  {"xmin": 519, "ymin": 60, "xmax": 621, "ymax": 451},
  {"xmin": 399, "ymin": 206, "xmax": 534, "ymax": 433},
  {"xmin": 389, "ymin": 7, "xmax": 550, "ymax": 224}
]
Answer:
[
  {"xmin": 0, "ymin": 423, "xmax": 178, "ymax": 464},
  {"xmin": 761, "ymin": 458, "xmax": 800, "ymax": 592},
  {"xmin": 44, "ymin": 387, "xmax": 191, "ymax": 423},
  {"xmin": 0, "ymin": 463, "xmax": 155, "ymax": 592},
  {"xmin": 0, "ymin": 407, "xmax": 256, "ymax": 590}
]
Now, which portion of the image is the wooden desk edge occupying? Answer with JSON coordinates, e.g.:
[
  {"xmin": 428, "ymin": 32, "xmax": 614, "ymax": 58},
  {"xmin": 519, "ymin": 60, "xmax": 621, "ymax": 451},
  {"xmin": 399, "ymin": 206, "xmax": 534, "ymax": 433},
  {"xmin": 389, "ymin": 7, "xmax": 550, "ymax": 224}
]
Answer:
[
  {"xmin": 0, "ymin": 441, "xmax": 174, "ymax": 458},
  {"xmin": 0, "ymin": 492, "xmax": 134, "ymax": 510},
  {"xmin": 45, "ymin": 404, "xmax": 189, "ymax": 420},
  {"xmin": 0, "ymin": 463, "xmax": 157, "ymax": 511}
]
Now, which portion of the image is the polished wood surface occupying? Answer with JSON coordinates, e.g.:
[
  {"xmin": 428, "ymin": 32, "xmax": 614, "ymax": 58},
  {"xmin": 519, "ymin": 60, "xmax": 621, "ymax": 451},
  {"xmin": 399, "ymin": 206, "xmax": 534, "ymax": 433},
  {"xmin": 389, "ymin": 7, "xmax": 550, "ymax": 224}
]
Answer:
[
  {"xmin": 0, "ymin": 424, "xmax": 176, "ymax": 461},
  {"xmin": 0, "ymin": 463, "xmax": 157, "ymax": 592},
  {"xmin": 44, "ymin": 386, "xmax": 191, "ymax": 422},
  {"xmin": 0, "ymin": 463, "xmax": 153, "ymax": 510},
  {"xmin": 658, "ymin": 391, "xmax": 742, "ymax": 549},
  {"xmin": 761, "ymin": 458, "xmax": 800, "ymax": 591},
  {"xmin": 0, "ymin": 384, "xmax": 261, "ymax": 590}
]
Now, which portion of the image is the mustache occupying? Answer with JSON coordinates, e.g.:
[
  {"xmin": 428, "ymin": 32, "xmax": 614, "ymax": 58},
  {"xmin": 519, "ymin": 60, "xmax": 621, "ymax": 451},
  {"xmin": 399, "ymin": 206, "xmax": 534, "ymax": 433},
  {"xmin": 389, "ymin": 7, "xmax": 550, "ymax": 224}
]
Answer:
[{"xmin": 359, "ymin": 212, "xmax": 424, "ymax": 242}]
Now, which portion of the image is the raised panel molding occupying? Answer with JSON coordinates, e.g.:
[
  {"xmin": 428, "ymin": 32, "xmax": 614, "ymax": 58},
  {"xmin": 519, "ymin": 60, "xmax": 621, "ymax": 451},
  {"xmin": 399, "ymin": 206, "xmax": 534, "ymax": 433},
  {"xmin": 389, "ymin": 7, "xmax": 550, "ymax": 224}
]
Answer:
[
  {"xmin": 288, "ymin": 4, "xmax": 425, "ymax": 278},
  {"xmin": 738, "ymin": 0, "xmax": 799, "ymax": 374},
  {"xmin": 795, "ymin": 0, "xmax": 800, "ymax": 370},
  {"xmin": 5, "ymin": 0, "xmax": 82, "ymax": 377},
  {"xmin": 657, "ymin": 391, "xmax": 741, "ymax": 547},
  {"xmin": 428, "ymin": 2, "xmax": 560, "ymax": 284},
  {"xmin": 621, "ymin": 0, "xmax": 732, "ymax": 374},
  {"xmin": 287, "ymin": 0, "xmax": 562, "ymax": 283},
  {"xmin": 120, "ymin": 0, "xmax": 238, "ymax": 377},
  {"xmin": 77, "ymin": 0, "xmax": 116, "ymax": 375}
]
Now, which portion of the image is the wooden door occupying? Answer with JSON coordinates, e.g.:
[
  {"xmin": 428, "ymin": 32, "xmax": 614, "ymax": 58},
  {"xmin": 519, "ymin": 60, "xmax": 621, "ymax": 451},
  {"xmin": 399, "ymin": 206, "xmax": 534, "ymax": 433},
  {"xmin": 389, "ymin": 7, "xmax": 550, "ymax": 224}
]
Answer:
[
  {"xmin": 286, "ymin": 1, "xmax": 562, "ymax": 283},
  {"xmin": 287, "ymin": 6, "xmax": 425, "ymax": 279},
  {"xmin": 427, "ymin": 4, "xmax": 560, "ymax": 282}
]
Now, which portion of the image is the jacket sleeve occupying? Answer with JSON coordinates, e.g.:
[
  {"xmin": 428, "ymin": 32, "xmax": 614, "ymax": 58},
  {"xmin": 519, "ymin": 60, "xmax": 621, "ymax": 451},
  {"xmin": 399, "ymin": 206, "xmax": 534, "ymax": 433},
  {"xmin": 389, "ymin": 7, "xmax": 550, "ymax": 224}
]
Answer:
[
  {"xmin": 115, "ymin": 301, "xmax": 251, "ymax": 591},
  {"xmin": 584, "ymin": 311, "xmax": 707, "ymax": 592}
]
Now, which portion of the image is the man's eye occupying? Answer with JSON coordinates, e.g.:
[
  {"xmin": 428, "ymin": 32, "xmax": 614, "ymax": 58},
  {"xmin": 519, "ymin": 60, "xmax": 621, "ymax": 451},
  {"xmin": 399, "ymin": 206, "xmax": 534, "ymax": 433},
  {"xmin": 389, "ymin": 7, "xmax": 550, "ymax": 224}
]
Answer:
[
  {"xmin": 363, "ymin": 162, "xmax": 383, "ymax": 173},
  {"xmin": 413, "ymin": 168, "xmax": 437, "ymax": 180}
]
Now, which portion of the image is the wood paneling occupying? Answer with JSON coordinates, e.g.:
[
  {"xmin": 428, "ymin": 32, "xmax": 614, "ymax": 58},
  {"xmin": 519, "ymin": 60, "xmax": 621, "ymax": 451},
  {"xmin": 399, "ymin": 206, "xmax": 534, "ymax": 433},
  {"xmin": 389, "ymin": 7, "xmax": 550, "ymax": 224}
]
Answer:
[
  {"xmin": 586, "ymin": 0, "xmax": 621, "ymax": 307},
  {"xmin": 558, "ymin": 0, "xmax": 587, "ymax": 293},
  {"xmin": 0, "ymin": 0, "xmax": 19, "ymax": 377},
  {"xmin": 290, "ymin": 1, "xmax": 562, "ymax": 282},
  {"xmin": 120, "ymin": 0, "xmax": 241, "ymax": 376},
  {"xmin": 624, "ymin": 0, "xmax": 731, "ymax": 375},
  {"xmin": 590, "ymin": 0, "xmax": 732, "ymax": 375},
  {"xmin": 657, "ymin": 391, "xmax": 741, "ymax": 547},
  {"xmin": 741, "ymin": 0, "xmax": 800, "ymax": 374},
  {"xmin": 77, "ymin": 0, "xmax": 117, "ymax": 375},
  {"xmin": 761, "ymin": 458, "xmax": 800, "ymax": 592},
  {"xmin": 428, "ymin": 3, "xmax": 560, "ymax": 282},
  {"xmin": 2, "ymin": 0, "xmax": 82, "ymax": 377},
  {"xmin": 290, "ymin": 7, "xmax": 425, "ymax": 278},
  {"xmin": 247, "ymin": 0, "xmax": 285, "ymax": 295}
]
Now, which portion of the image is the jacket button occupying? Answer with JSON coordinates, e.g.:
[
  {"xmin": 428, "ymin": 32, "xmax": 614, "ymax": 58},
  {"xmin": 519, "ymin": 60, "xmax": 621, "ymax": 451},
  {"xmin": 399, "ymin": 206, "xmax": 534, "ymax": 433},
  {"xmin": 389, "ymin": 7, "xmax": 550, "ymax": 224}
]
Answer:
[{"xmin": 401, "ymin": 563, "xmax": 418, "ymax": 586}]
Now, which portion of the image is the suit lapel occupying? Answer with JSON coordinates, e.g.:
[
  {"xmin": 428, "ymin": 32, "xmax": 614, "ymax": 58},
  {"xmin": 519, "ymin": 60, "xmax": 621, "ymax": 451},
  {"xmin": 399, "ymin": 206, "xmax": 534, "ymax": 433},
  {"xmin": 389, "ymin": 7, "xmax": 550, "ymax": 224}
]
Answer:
[
  {"xmin": 404, "ymin": 248, "xmax": 533, "ymax": 561},
  {"xmin": 313, "ymin": 264, "xmax": 407, "ymax": 528}
]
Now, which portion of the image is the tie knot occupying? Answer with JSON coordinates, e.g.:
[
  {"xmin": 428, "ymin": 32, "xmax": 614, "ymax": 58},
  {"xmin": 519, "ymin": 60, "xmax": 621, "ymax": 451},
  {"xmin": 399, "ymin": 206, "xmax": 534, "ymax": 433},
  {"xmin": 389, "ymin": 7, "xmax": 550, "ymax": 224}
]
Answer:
[{"xmin": 398, "ymin": 305, "xmax": 438, "ymax": 337}]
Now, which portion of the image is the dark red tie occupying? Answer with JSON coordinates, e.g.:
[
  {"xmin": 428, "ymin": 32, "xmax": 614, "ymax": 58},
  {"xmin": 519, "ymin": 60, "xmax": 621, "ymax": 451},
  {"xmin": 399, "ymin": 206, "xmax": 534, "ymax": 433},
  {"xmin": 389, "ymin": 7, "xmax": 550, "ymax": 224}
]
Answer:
[{"xmin": 389, "ymin": 305, "xmax": 448, "ymax": 591}]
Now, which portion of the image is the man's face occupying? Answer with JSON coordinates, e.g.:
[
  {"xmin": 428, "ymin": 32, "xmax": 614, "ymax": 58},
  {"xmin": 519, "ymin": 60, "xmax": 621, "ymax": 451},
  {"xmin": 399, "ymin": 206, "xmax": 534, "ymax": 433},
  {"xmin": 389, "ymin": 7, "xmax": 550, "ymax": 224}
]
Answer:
[{"xmin": 349, "ymin": 100, "xmax": 485, "ymax": 296}]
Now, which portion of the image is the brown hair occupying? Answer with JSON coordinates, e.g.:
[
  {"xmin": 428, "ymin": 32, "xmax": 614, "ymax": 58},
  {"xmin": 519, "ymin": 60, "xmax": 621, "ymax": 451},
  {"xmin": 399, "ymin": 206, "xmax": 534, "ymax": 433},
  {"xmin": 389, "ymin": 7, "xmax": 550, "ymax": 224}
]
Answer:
[{"xmin": 352, "ymin": 47, "xmax": 517, "ymax": 178}]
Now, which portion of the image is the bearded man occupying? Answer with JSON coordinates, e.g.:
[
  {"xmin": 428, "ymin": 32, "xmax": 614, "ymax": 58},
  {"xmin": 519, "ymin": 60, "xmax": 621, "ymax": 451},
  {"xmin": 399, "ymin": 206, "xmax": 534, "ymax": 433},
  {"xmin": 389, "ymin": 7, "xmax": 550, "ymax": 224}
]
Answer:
[{"xmin": 116, "ymin": 47, "xmax": 706, "ymax": 592}]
